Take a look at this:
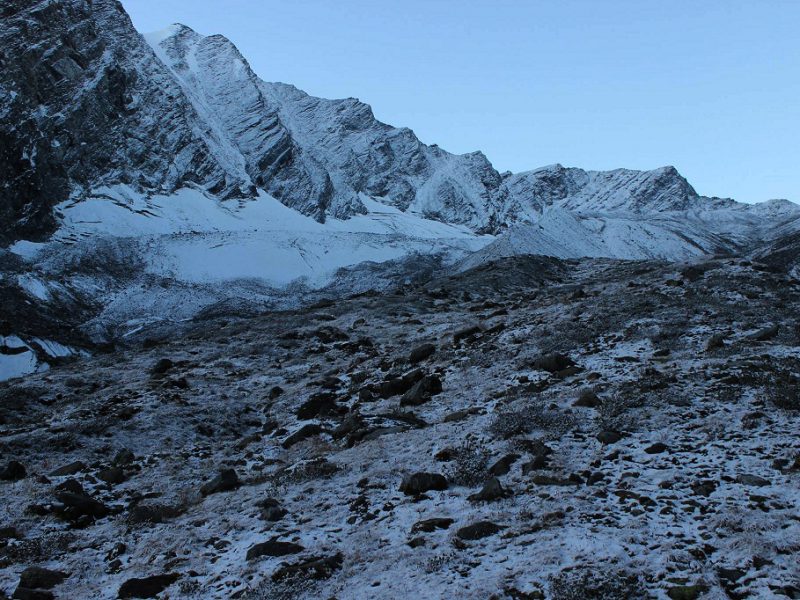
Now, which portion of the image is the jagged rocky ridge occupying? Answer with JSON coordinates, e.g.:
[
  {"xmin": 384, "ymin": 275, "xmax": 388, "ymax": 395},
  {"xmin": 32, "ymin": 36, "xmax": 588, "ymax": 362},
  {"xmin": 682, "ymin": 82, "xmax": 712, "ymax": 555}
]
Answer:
[{"xmin": 3, "ymin": 0, "xmax": 798, "ymax": 244}]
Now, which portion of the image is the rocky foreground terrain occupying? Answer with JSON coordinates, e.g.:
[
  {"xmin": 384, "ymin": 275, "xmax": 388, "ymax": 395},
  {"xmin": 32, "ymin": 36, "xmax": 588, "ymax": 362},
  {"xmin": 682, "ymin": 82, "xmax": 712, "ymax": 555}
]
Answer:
[{"xmin": 1, "ymin": 254, "xmax": 799, "ymax": 599}]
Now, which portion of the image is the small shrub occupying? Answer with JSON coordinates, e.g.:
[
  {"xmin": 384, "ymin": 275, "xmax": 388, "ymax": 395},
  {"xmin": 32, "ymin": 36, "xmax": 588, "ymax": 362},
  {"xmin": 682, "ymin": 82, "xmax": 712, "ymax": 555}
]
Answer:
[
  {"xmin": 490, "ymin": 402, "xmax": 574, "ymax": 440},
  {"xmin": 548, "ymin": 568, "xmax": 646, "ymax": 600},
  {"xmin": 594, "ymin": 394, "xmax": 638, "ymax": 432},
  {"xmin": 768, "ymin": 379, "xmax": 800, "ymax": 411},
  {"xmin": 242, "ymin": 572, "xmax": 317, "ymax": 600},
  {"xmin": 423, "ymin": 551, "xmax": 457, "ymax": 574},
  {"xmin": 445, "ymin": 439, "xmax": 491, "ymax": 487}
]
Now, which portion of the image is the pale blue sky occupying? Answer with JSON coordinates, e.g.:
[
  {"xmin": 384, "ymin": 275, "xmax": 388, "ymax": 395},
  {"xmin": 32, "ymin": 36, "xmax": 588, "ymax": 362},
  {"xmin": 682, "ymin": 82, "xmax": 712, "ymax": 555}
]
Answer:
[{"xmin": 122, "ymin": 0, "xmax": 799, "ymax": 203}]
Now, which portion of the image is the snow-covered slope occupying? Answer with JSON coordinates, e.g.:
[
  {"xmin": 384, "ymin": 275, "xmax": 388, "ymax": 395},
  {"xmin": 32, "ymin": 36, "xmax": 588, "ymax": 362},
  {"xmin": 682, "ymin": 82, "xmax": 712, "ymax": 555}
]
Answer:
[
  {"xmin": 3, "ymin": 185, "xmax": 492, "ymax": 360},
  {"xmin": 489, "ymin": 164, "xmax": 800, "ymax": 263},
  {"xmin": 30, "ymin": 186, "xmax": 489, "ymax": 287},
  {"xmin": 501, "ymin": 164, "xmax": 703, "ymax": 216}
]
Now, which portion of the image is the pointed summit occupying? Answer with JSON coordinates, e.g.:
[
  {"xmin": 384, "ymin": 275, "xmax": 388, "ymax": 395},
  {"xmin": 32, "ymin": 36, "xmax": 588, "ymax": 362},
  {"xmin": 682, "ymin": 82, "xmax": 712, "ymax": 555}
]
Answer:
[{"xmin": 143, "ymin": 23, "xmax": 197, "ymax": 45}]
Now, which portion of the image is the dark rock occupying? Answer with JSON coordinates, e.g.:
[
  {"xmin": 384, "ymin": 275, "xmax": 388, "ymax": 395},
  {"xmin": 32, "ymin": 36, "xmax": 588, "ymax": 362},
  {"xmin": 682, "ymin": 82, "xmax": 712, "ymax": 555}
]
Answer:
[
  {"xmin": 49, "ymin": 461, "xmax": 86, "ymax": 476},
  {"xmin": 691, "ymin": 480, "xmax": 718, "ymax": 497},
  {"xmin": 268, "ymin": 386, "xmax": 284, "ymax": 399},
  {"xmin": 0, "ymin": 526, "xmax": 21, "ymax": 541},
  {"xmin": 681, "ymin": 265, "xmax": 706, "ymax": 281},
  {"xmin": 555, "ymin": 365, "xmax": 582, "ymax": 378},
  {"xmin": 596, "ymin": 430, "xmax": 622, "ymax": 444},
  {"xmin": 17, "ymin": 567, "xmax": 68, "ymax": 590},
  {"xmin": 258, "ymin": 498, "xmax": 287, "ymax": 522},
  {"xmin": 748, "ymin": 324, "xmax": 779, "ymax": 342},
  {"xmin": 531, "ymin": 475, "xmax": 580, "ymax": 486},
  {"xmin": 644, "ymin": 442, "xmax": 669, "ymax": 454},
  {"xmin": 150, "ymin": 358, "xmax": 174, "ymax": 375},
  {"xmin": 533, "ymin": 353, "xmax": 574, "ymax": 373},
  {"xmin": 312, "ymin": 326, "xmax": 348, "ymax": 344},
  {"xmin": 379, "ymin": 369, "xmax": 425, "ymax": 398},
  {"xmin": 271, "ymin": 553, "xmax": 343, "ymax": 582},
  {"xmin": 113, "ymin": 449, "xmax": 135, "ymax": 467},
  {"xmin": 332, "ymin": 412, "xmax": 366, "ymax": 442},
  {"xmin": 488, "ymin": 453, "xmax": 520, "ymax": 476},
  {"xmin": 199, "ymin": 469, "xmax": 240, "ymax": 496},
  {"xmin": 410, "ymin": 517, "xmax": 454, "ymax": 533},
  {"xmin": 706, "ymin": 333, "xmax": 726, "ymax": 351},
  {"xmin": 281, "ymin": 424, "xmax": 323, "ymax": 449},
  {"xmin": 167, "ymin": 376, "xmax": 189, "ymax": 389},
  {"xmin": 468, "ymin": 477, "xmax": 510, "ymax": 502},
  {"xmin": 399, "ymin": 374, "xmax": 443, "ymax": 407},
  {"xmin": 521, "ymin": 454, "xmax": 551, "ymax": 474},
  {"xmin": 53, "ymin": 481, "xmax": 110, "ymax": 522},
  {"xmin": 586, "ymin": 471, "xmax": 605, "ymax": 485},
  {"xmin": 517, "ymin": 438, "xmax": 554, "ymax": 457},
  {"xmin": 12, "ymin": 588, "xmax": 55, "ymax": 600},
  {"xmin": 318, "ymin": 376, "xmax": 341, "ymax": 389},
  {"xmin": 456, "ymin": 521, "xmax": 503, "ymax": 540},
  {"xmin": 399, "ymin": 472, "xmax": 448, "ymax": 495},
  {"xmin": 666, "ymin": 584, "xmax": 708, "ymax": 600},
  {"xmin": 297, "ymin": 393, "xmax": 339, "ymax": 420},
  {"xmin": 117, "ymin": 574, "xmax": 179, "ymax": 598},
  {"xmin": 736, "ymin": 474, "xmax": 770, "ymax": 487},
  {"xmin": 574, "ymin": 389, "xmax": 600, "ymax": 408},
  {"xmin": 247, "ymin": 539, "xmax": 304, "ymax": 560},
  {"xmin": 717, "ymin": 567, "xmax": 745, "ymax": 583},
  {"xmin": 97, "ymin": 467, "xmax": 126, "ymax": 485},
  {"xmin": 309, "ymin": 298, "xmax": 335, "ymax": 309},
  {"xmin": 127, "ymin": 504, "xmax": 183, "ymax": 526},
  {"xmin": 409, "ymin": 343, "xmax": 436, "ymax": 363},
  {"xmin": 434, "ymin": 448, "xmax": 455, "ymax": 461},
  {"xmin": 0, "ymin": 460, "xmax": 26, "ymax": 481},
  {"xmin": 453, "ymin": 325, "xmax": 482, "ymax": 343},
  {"xmin": 55, "ymin": 479, "xmax": 85, "ymax": 495}
]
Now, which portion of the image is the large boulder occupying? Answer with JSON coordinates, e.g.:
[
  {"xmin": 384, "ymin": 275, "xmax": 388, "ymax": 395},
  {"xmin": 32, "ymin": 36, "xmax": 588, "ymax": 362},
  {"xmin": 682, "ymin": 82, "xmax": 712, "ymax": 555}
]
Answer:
[{"xmin": 399, "ymin": 472, "xmax": 448, "ymax": 496}]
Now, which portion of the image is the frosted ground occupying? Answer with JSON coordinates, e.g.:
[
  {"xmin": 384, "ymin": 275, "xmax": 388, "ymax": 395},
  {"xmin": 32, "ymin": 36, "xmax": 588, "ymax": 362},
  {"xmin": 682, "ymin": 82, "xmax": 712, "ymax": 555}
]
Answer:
[{"xmin": 1, "ymin": 254, "xmax": 798, "ymax": 599}]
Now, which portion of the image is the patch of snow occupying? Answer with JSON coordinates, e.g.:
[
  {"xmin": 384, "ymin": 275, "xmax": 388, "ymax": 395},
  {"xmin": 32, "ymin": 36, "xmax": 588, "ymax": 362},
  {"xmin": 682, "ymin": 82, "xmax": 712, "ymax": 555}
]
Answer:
[
  {"xmin": 9, "ymin": 240, "xmax": 48, "ymax": 259},
  {"xmin": 16, "ymin": 273, "xmax": 50, "ymax": 301},
  {"xmin": 0, "ymin": 335, "xmax": 43, "ymax": 382},
  {"xmin": 32, "ymin": 338, "xmax": 75, "ymax": 358},
  {"xmin": 46, "ymin": 187, "xmax": 492, "ymax": 288}
]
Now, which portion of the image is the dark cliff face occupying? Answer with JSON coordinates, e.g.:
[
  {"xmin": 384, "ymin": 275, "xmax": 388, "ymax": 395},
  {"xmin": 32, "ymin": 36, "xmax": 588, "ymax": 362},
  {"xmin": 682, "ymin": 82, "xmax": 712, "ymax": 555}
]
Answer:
[
  {"xmin": 152, "ymin": 26, "xmax": 336, "ymax": 222},
  {"xmin": 0, "ymin": 0, "xmax": 250, "ymax": 244},
  {"xmin": 0, "ymin": 0, "xmax": 508, "ymax": 242}
]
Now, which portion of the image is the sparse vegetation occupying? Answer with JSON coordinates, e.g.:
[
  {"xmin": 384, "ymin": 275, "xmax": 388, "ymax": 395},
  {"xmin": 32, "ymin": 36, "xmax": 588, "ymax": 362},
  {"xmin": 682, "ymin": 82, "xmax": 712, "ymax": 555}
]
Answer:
[{"xmin": 548, "ymin": 568, "xmax": 647, "ymax": 600}]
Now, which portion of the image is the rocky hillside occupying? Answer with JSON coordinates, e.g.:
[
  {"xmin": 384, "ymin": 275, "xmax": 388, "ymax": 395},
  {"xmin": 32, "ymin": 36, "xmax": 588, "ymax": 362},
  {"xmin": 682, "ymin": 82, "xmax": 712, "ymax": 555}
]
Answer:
[{"xmin": 1, "ymin": 255, "xmax": 799, "ymax": 599}]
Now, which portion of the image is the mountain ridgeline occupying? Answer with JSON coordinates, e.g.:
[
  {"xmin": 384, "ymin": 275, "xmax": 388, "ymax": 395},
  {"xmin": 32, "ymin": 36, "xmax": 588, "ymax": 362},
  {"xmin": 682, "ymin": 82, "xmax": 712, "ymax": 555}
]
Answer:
[{"xmin": 3, "ymin": 0, "xmax": 797, "ymax": 248}]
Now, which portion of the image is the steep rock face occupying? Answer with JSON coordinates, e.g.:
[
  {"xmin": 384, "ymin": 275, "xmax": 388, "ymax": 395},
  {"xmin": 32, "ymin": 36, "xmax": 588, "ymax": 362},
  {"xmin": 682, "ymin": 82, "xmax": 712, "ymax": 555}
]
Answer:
[
  {"xmin": 0, "ymin": 0, "xmax": 259, "ymax": 243},
  {"xmin": 500, "ymin": 164, "xmax": 716, "ymax": 220},
  {"xmin": 145, "ymin": 25, "xmax": 337, "ymax": 221},
  {"xmin": 145, "ymin": 25, "xmax": 507, "ymax": 228},
  {"xmin": 261, "ymin": 83, "xmax": 505, "ymax": 230}
]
